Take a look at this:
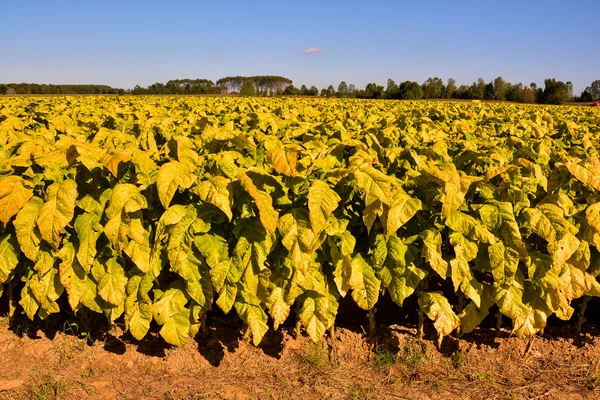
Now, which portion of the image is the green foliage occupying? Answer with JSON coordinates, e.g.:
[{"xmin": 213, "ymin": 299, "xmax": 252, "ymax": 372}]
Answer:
[
  {"xmin": 240, "ymin": 80, "xmax": 256, "ymax": 97},
  {"xmin": 0, "ymin": 96, "xmax": 600, "ymax": 349}
]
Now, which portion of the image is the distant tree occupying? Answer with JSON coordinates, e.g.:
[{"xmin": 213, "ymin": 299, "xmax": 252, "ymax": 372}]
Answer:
[
  {"xmin": 539, "ymin": 78, "xmax": 570, "ymax": 104},
  {"xmin": 483, "ymin": 81, "xmax": 495, "ymax": 100},
  {"xmin": 566, "ymin": 81, "xmax": 574, "ymax": 101},
  {"xmin": 397, "ymin": 81, "xmax": 423, "ymax": 100},
  {"xmin": 494, "ymin": 76, "xmax": 507, "ymax": 100},
  {"xmin": 299, "ymin": 85, "xmax": 309, "ymax": 95},
  {"xmin": 578, "ymin": 89, "xmax": 593, "ymax": 102},
  {"xmin": 283, "ymin": 85, "xmax": 299, "ymax": 95},
  {"xmin": 385, "ymin": 78, "xmax": 398, "ymax": 98},
  {"xmin": 338, "ymin": 81, "xmax": 348, "ymax": 97},
  {"xmin": 445, "ymin": 78, "xmax": 456, "ymax": 99},
  {"xmin": 422, "ymin": 77, "xmax": 444, "ymax": 99},
  {"xmin": 521, "ymin": 87, "xmax": 536, "ymax": 103},
  {"xmin": 240, "ymin": 79, "xmax": 256, "ymax": 96},
  {"xmin": 589, "ymin": 80, "xmax": 600, "ymax": 101},
  {"xmin": 360, "ymin": 82, "xmax": 384, "ymax": 99},
  {"xmin": 469, "ymin": 78, "xmax": 486, "ymax": 99},
  {"xmin": 308, "ymin": 86, "xmax": 319, "ymax": 96},
  {"xmin": 348, "ymin": 84, "xmax": 357, "ymax": 96}
]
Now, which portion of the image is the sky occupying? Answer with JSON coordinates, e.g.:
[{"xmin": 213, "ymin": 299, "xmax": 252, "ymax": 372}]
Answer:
[{"xmin": 1, "ymin": 0, "xmax": 599, "ymax": 93}]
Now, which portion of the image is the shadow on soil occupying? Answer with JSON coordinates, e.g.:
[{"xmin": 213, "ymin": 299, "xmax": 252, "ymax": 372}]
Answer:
[{"xmin": 2, "ymin": 290, "xmax": 600, "ymax": 367}]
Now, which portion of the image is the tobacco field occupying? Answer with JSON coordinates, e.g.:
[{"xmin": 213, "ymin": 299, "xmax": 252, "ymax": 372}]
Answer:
[{"xmin": 1, "ymin": 96, "xmax": 600, "ymax": 348}]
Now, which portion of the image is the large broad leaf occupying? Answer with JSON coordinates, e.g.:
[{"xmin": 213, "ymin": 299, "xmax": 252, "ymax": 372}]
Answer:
[
  {"xmin": 196, "ymin": 176, "xmax": 233, "ymax": 220},
  {"xmin": 14, "ymin": 197, "xmax": 44, "ymax": 262},
  {"xmin": 307, "ymin": 179, "xmax": 340, "ymax": 233},
  {"xmin": 238, "ymin": 172, "xmax": 279, "ymax": 234},
  {"xmin": 0, "ymin": 176, "xmax": 33, "ymax": 227},
  {"xmin": 298, "ymin": 286, "xmax": 339, "ymax": 342},
  {"xmin": 234, "ymin": 292, "xmax": 269, "ymax": 345},
  {"xmin": 104, "ymin": 184, "xmax": 147, "ymax": 252},
  {"xmin": 266, "ymin": 146, "xmax": 298, "ymax": 177},
  {"xmin": 353, "ymin": 164, "xmax": 391, "ymax": 205},
  {"xmin": 418, "ymin": 292, "xmax": 460, "ymax": 346},
  {"xmin": 37, "ymin": 179, "xmax": 78, "ymax": 249},
  {"xmin": 0, "ymin": 234, "xmax": 19, "ymax": 284},
  {"xmin": 488, "ymin": 241, "xmax": 520, "ymax": 288},
  {"xmin": 564, "ymin": 159, "xmax": 600, "ymax": 191},
  {"xmin": 97, "ymin": 257, "xmax": 128, "ymax": 307},
  {"xmin": 278, "ymin": 209, "xmax": 316, "ymax": 272},
  {"xmin": 445, "ymin": 211, "xmax": 496, "ymax": 244},
  {"xmin": 373, "ymin": 234, "xmax": 426, "ymax": 307},
  {"xmin": 349, "ymin": 254, "xmax": 381, "ymax": 310},
  {"xmin": 449, "ymin": 233, "xmax": 483, "ymax": 307},
  {"xmin": 57, "ymin": 242, "xmax": 88, "ymax": 312},
  {"xmin": 125, "ymin": 274, "xmax": 153, "ymax": 340},
  {"xmin": 381, "ymin": 185, "xmax": 421, "ymax": 238},
  {"xmin": 74, "ymin": 212, "xmax": 103, "ymax": 272},
  {"xmin": 329, "ymin": 231, "xmax": 356, "ymax": 297},
  {"xmin": 157, "ymin": 161, "xmax": 195, "ymax": 209},
  {"xmin": 421, "ymin": 229, "xmax": 448, "ymax": 278}
]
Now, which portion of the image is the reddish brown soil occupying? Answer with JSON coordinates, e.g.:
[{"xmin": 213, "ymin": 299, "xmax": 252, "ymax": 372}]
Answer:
[{"xmin": 1, "ymin": 316, "xmax": 599, "ymax": 400}]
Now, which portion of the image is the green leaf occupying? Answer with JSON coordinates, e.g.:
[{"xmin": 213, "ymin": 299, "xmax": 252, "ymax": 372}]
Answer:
[
  {"xmin": 160, "ymin": 310, "xmax": 192, "ymax": 346},
  {"xmin": 57, "ymin": 242, "xmax": 87, "ymax": 312},
  {"xmin": 97, "ymin": 257, "xmax": 128, "ymax": 306},
  {"xmin": 307, "ymin": 180, "xmax": 340, "ymax": 233},
  {"xmin": 0, "ymin": 176, "xmax": 33, "ymax": 227},
  {"xmin": 0, "ymin": 234, "xmax": 19, "ymax": 284},
  {"xmin": 196, "ymin": 176, "xmax": 233, "ymax": 220},
  {"xmin": 418, "ymin": 292, "xmax": 459, "ymax": 346},
  {"xmin": 353, "ymin": 164, "xmax": 391, "ymax": 205},
  {"xmin": 74, "ymin": 212, "xmax": 103, "ymax": 272},
  {"xmin": 382, "ymin": 185, "xmax": 421, "ymax": 238},
  {"xmin": 238, "ymin": 172, "xmax": 279, "ymax": 234},
  {"xmin": 349, "ymin": 254, "xmax": 381, "ymax": 310},
  {"xmin": 298, "ymin": 286, "xmax": 339, "ymax": 342},
  {"xmin": 14, "ymin": 197, "xmax": 44, "ymax": 262},
  {"xmin": 37, "ymin": 179, "xmax": 78, "ymax": 249},
  {"xmin": 157, "ymin": 161, "xmax": 195, "ymax": 209},
  {"xmin": 235, "ymin": 292, "xmax": 269, "ymax": 345},
  {"xmin": 421, "ymin": 229, "xmax": 448, "ymax": 278}
]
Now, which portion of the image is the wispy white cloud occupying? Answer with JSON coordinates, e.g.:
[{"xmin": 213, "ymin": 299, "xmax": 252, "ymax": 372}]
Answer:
[{"xmin": 302, "ymin": 47, "xmax": 323, "ymax": 54}]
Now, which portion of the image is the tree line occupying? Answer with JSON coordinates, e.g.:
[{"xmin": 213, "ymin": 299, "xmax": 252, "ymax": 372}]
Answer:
[
  {"xmin": 1, "ymin": 77, "xmax": 599, "ymax": 105},
  {"xmin": 285, "ymin": 77, "xmax": 600, "ymax": 105},
  {"xmin": 0, "ymin": 84, "xmax": 124, "ymax": 95}
]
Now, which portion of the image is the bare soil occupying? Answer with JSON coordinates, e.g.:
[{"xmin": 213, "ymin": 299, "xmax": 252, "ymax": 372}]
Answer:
[{"xmin": 1, "ymin": 315, "xmax": 600, "ymax": 400}]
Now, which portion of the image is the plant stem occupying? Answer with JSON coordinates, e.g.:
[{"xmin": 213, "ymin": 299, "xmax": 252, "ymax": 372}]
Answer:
[
  {"xmin": 295, "ymin": 304, "xmax": 301, "ymax": 340},
  {"xmin": 8, "ymin": 279, "xmax": 15, "ymax": 321},
  {"xmin": 368, "ymin": 308, "xmax": 377, "ymax": 339},
  {"xmin": 495, "ymin": 310, "xmax": 502, "ymax": 338},
  {"xmin": 576, "ymin": 296, "xmax": 590, "ymax": 334}
]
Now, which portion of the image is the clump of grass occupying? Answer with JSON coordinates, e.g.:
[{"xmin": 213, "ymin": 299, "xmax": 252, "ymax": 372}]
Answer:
[
  {"xmin": 346, "ymin": 383, "xmax": 374, "ymax": 400},
  {"xmin": 28, "ymin": 374, "xmax": 70, "ymax": 400},
  {"xmin": 372, "ymin": 344, "xmax": 396, "ymax": 370},
  {"xmin": 296, "ymin": 341, "xmax": 332, "ymax": 372},
  {"xmin": 397, "ymin": 339, "xmax": 427, "ymax": 368},
  {"xmin": 451, "ymin": 350, "xmax": 465, "ymax": 369}
]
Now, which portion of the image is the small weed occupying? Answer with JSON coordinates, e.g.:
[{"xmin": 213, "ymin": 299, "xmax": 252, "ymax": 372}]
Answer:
[
  {"xmin": 81, "ymin": 365, "xmax": 95, "ymax": 379},
  {"xmin": 346, "ymin": 383, "xmax": 373, "ymax": 400},
  {"xmin": 397, "ymin": 340, "xmax": 427, "ymax": 368},
  {"xmin": 451, "ymin": 350, "xmax": 465, "ymax": 369},
  {"xmin": 472, "ymin": 372, "xmax": 490, "ymax": 380},
  {"xmin": 29, "ymin": 374, "xmax": 69, "ymax": 400},
  {"xmin": 372, "ymin": 344, "xmax": 396, "ymax": 370},
  {"xmin": 296, "ymin": 341, "xmax": 332, "ymax": 372},
  {"xmin": 585, "ymin": 369, "xmax": 600, "ymax": 390}
]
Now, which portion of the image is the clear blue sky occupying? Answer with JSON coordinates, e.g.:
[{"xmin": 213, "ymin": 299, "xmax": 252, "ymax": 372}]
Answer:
[{"xmin": 1, "ymin": 0, "xmax": 598, "ymax": 93}]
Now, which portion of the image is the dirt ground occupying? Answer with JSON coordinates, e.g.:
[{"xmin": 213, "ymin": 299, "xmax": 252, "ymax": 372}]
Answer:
[{"xmin": 1, "ymin": 314, "xmax": 600, "ymax": 400}]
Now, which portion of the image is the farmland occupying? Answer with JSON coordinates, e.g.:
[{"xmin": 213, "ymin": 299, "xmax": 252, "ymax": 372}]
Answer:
[{"xmin": 1, "ymin": 96, "xmax": 600, "ymax": 397}]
